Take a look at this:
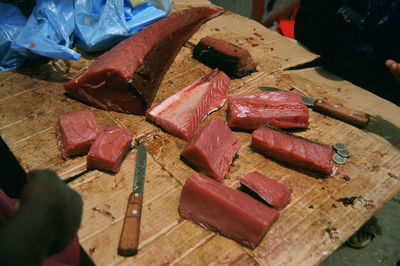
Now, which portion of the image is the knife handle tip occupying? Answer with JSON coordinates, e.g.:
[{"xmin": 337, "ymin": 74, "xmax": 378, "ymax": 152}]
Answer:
[
  {"xmin": 118, "ymin": 192, "xmax": 143, "ymax": 257},
  {"xmin": 314, "ymin": 99, "xmax": 370, "ymax": 128}
]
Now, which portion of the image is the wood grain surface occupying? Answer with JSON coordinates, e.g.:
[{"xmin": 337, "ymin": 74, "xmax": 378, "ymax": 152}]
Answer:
[{"xmin": 0, "ymin": 1, "xmax": 399, "ymax": 265}]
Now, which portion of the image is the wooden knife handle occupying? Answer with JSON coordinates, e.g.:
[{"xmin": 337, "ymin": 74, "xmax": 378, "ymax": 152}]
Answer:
[
  {"xmin": 118, "ymin": 192, "xmax": 143, "ymax": 256},
  {"xmin": 313, "ymin": 99, "xmax": 370, "ymax": 128}
]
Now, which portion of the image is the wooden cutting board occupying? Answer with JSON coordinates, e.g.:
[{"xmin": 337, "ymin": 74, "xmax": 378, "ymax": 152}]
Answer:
[{"xmin": 0, "ymin": 1, "xmax": 399, "ymax": 265}]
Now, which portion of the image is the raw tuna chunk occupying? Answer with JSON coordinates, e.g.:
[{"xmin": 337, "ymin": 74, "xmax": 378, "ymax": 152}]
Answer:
[
  {"xmin": 146, "ymin": 69, "xmax": 230, "ymax": 141},
  {"xmin": 56, "ymin": 110, "xmax": 100, "ymax": 160},
  {"xmin": 240, "ymin": 172, "xmax": 292, "ymax": 210},
  {"xmin": 87, "ymin": 125, "xmax": 134, "ymax": 173},
  {"xmin": 180, "ymin": 118, "xmax": 241, "ymax": 182},
  {"xmin": 227, "ymin": 91, "xmax": 309, "ymax": 130},
  {"xmin": 193, "ymin": 36, "xmax": 257, "ymax": 78},
  {"xmin": 251, "ymin": 124, "xmax": 334, "ymax": 176},
  {"xmin": 63, "ymin": 7, "xmax": 224, "ymax": 115},
  {"xmin": 179, "ymin": 173, "xmax": 279, "ymax": 249}
]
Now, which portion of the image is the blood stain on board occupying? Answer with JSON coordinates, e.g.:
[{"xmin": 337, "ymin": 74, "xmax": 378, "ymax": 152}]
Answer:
[
  {"xmin": 92, "ymin": 207, "xmax": 115, "ymax": 220},
  {"xmin": 341, "ymin": 175, "xmax": 350, "ymax": 181},
  {"xmin": 336, "ymin": 196, "xmax": 358, "ymax": 206},
  {"xmin": 226, "ymin": 253, "xmax": 259, "ymax": 266}
]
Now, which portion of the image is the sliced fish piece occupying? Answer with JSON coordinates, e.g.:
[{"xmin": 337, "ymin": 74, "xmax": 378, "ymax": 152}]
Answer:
[
  {"xmin": 180, "ymin": 117, "xmax": 241, "ymax": 182},
  {"xmin": 146, "ymin": 69, "xmax": 230, "ymax": 141},
  {"xmin": 227, "ymin": 91, "xmax": 309, "ymax": 130},
  {"xmin": 240, "ymin": 171, "xmax": 292, "ymax": 210},
  {"xmin": 193, "ymin": 36, "xmax": 257, "ymax": 78},
  {"xmin": 55, "ymin": 110, "xmax": 100, "ymax": 160},
  {"xmin": 87, "ymin": 125, "xmax": 134, "ymax": 173},
  {"xmin": 251, "ymin": 124, "xmax": 334, "ymax": 176},
  {"xmin": 179, "ymin": 173, "xmax": 280, "ymax": 249}
]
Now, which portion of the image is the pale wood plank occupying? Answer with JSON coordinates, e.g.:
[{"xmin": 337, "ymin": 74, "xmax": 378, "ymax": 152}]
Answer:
[{"xmin": 0, "ymin": 2, "xmax": 399, "ymax": 265}]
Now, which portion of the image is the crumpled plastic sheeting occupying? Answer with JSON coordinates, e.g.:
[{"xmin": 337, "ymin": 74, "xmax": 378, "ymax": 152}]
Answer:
[
  {"xmin": 0, "ymin": 0, "xmax": 171, "ymax": 71},
  {"xmin": 11, "ymin": 0, "xmax": 80, "ymax": 61},
  {"xmin": 74, "ymin": 0, "xmax": 167, "ymax": 52},
  {"xmin": 0, "ymin": 3, "xmax": 27, "ymax": 71},
  {"xmin": 149, "ymin": 0, "xmax": 172, "ymax": 14}
]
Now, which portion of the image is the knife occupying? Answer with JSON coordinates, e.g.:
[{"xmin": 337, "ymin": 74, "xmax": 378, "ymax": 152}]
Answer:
[
  {"xmin": 259, "ymin": 86, "xmax": 370, "ymax": 128},
  {"xmin": 118, "ymin": 142, "xmax": 147, "ymax": 256}
]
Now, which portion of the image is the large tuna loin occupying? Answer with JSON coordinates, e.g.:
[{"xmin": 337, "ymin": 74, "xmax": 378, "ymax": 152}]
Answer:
[
  {"xmin": 193, "ymin": 36, "xmax": 257, "ymax": 78},
  {"xmin": 146, "ymin": 69, "xmax": 230, "ymax": 141},
  {"xmin": 64, "ymin": 7, "xmax": 224, "ymax": 115},
  {"xmin": 227, "ymin": 91, "xmax": 309, "ymax": 130},
  {"xmin": 251, "ymin": 124, "xmax": 334, "ymax": 176},
  {"xmin": 179, "ymin": 173, "xmax": 279, "ymax": 249},
  {"xmin": 240, "ymin": 172, "xmax": 292, "ymax": 210},
  {"xmin": 180, "ymin": 117, "xmax": 240, "ymax": 182}
]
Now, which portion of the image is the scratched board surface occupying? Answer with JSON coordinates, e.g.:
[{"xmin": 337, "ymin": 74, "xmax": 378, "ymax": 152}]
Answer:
[{"xmin": 0, "ymin": 1, "xmax": 399, "ymax": 265}]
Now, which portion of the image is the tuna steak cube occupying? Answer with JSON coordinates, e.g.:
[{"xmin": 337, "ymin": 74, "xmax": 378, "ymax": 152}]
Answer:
[
  {"xmin": 193, "ymin": 36, "xmax": 257, "ymax": 78},
  {"xmin": 64, "ymin": 7, "xmax": 224, "ymax": 115},
  {"xmin": 180, "ymin": 117, "xmax": 241, "ymax": 182},
  {"xmin": 251, "ymin": 124, "xmax": 334, "ymax": 176},
  {"xmin": 146, "ymin": 69, "xmax": 230, "ymax": 141},
  {"xmin": 227, "ymin": 91, "xmax": 309, "ymax": 130},
  {"xmin": 240, "ymin": 172, "xmax": 292, "ymax": 210},
  {"xmin": 179, "ymin": 173, "xmax": 280, "ymax": 249},
  {"xmin": 87, "ymin": 125, "xmax": 134, "ymax": 173},
  {"xmin": 56, "ymin": 110, "xmax": 100, "ymax": 160}
]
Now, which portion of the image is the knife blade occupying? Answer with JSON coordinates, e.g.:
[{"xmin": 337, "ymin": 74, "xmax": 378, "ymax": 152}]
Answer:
[
  {"xmin": 259, "ymin": 86, "xmax": 370, "ymax": 128},
  {"xmin": 118, "ymin": 142, "xmax": 147, "ymax": 257}
]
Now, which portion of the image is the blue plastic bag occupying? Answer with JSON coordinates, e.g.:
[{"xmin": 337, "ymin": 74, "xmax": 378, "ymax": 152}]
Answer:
[
  {"xmin": 11, "ymin": 0, "xmax": 80, "ymax": 61},
  {"xmin": 74, "ymin": 0, "xmax": 167, "ymax": 52},
  {"xmin": 0, "ymin": 0, "xmax": 171, "ymax": 71},
  {"xmin": 0, "ymin": 3, "xmax": 27, "ymax": 71},
  {"xmin": 148, "ymin": 0, "xmax": 172, "ymax": 14}
]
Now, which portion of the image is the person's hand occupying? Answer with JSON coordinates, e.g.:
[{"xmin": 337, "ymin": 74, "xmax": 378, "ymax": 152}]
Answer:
[
  {"xmin": 1, "ymin": 169, "xmax": 83, "ymax": 266},
  {"xmin": 385, "ymin": 59, "xmax": 400, "ymax": 84},
  {"xmin": 20, "ymin": 169, "xmax": 83, "ymax": 255}
]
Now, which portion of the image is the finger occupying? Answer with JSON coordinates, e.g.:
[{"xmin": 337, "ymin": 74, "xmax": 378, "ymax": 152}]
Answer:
[
  {"xmin": 385, "ymin": 59, "xmax": 395, "ymax": 67},
  {"xmin": 385, "ymin": 59, "xmax": 400, "ymax": 82},
  {"xmin": 21, "ymin": 169, "xmax": 62, "ymax": 204},
  {"xmin": 27, "ymin": 169, "xmax": 59, "ymax": 180},
  {"xmin": 394, "ymin": 62, "xmax": 400, "ymax": 83}
]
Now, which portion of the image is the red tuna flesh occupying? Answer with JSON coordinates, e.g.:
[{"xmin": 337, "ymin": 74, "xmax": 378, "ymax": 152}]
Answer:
[
  {"xmin": 146, "ymin": 69, "xmax": 230, "ymax": 141},
  {"xmin": 180, "ymin": 117, "xmax": 241, "ymax": 182},
  {"xmin": 193, "ymin": 36, "xmax": 257, "ymax": 78},
  {"xmin": 251, "ymin": 125, "xmax": 334, "ymax": 176},
  {"xmin": 64, "ymin": 7, "xmax": 224, "ymax": 115},
  {"xmin": 87, "ymin": 125, "xmax": 134, "ymax": 173},
  {"xmin": 179, "ymin": 173, "xmax": 279, "ymax": 249},
  {"xmin": 227, "ymin": 91, "xmax": 309, "ymax": 130},
  {"xmin": 56, "ymin": 110, "xmax": 99, "ymax": 160},
  {"xmin": 240, "ymin": 172, "xmax": 292, "ymax": 210}
]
